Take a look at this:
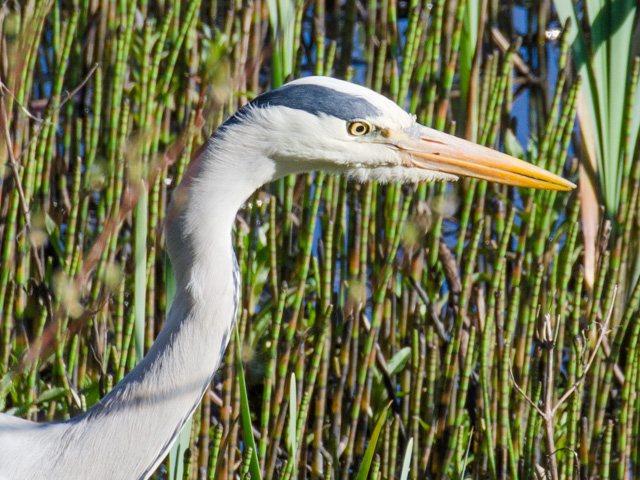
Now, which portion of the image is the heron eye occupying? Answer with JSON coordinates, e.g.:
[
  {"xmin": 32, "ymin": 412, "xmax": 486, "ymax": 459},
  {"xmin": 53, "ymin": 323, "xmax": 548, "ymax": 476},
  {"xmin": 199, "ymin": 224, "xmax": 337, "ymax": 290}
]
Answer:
[{"xmin": 348, "ymin": 121, "xmax": 373, "ymax": 136}]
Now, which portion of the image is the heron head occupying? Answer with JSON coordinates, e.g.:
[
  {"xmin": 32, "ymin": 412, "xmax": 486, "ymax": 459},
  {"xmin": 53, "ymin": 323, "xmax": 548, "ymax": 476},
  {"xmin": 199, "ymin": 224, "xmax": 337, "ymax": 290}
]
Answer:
[{"xmin": 216, "ymin": 76, "xmax": 574, "ymax": 191}]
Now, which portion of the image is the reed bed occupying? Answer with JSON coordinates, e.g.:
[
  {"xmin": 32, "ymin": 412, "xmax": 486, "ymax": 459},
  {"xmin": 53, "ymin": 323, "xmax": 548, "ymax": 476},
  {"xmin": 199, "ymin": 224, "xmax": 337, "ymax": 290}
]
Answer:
[{"xmin": 0, "ymin": 1, "xmax": 639, "ymax": 479}]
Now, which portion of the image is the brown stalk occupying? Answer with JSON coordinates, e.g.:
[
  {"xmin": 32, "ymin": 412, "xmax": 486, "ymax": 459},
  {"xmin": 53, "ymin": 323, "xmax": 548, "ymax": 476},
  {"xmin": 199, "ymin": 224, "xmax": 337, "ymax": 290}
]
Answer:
[{"xmin": 510, "ymin": 290, "xmax": 615, "ymax": 480}]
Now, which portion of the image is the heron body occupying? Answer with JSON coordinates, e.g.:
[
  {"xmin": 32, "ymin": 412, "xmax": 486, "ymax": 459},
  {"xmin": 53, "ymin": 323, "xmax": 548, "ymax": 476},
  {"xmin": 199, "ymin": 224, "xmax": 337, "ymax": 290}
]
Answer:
[{"xmin": 0, "ymin": 77, "xmax": 573, "ymax": 479}]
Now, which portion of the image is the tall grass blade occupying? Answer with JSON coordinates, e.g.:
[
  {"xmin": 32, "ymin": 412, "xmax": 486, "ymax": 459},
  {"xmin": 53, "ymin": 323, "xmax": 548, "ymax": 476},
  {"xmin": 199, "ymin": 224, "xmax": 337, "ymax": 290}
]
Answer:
[
  {"xmin": 287, "ymin": 372, "xmax": 297, "ymax": 480},
  {"xmin": 399, "ymin": 437, "xmax": 413, "ymax": 480},
  {"xmin": 354, "ymin": 402, "xmax": 391, "ymax": 480},
  {"xmin": 134, "ymin": 184, "xmax": 148, "ymax": 363},
  {"xmin": 234, "ymin": 326, "xmax": 263, "ymax": 480}
]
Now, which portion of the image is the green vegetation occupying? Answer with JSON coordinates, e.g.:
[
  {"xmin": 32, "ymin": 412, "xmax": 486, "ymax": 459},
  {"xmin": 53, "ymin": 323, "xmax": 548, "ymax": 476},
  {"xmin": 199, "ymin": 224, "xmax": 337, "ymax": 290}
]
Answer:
[
  {"xmin": 554, "ymin": 0, "xmax": 638, "ymax": 217},
  {"xmin": 553, "ymin": 0, "xmax": 639, "ymax": 292},
  {"xmin": 0, "ymin": 1, "xmax": 638, "ymax": 479}
]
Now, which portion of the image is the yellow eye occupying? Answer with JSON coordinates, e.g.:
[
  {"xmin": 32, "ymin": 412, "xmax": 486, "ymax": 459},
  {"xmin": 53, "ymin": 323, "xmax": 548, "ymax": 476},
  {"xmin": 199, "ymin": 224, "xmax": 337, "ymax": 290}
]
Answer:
[{"xmin": 348, "ymin": 121, "xmax": 373, "ymax": 136}]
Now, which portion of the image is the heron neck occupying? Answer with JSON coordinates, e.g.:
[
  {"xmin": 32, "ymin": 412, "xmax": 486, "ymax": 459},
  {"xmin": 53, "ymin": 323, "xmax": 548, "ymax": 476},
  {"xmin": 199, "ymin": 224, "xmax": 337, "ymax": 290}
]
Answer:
[
  {"xmin": 9, "ymin": 134, "xmax": 275, "ymax": 480},
  {"xmin": 167, "ymin": 134, "xmax": 277, "ymax": 285},
  {"xmin": 85, "ymin": 133, "xmax": 277, "ymax": 477}
]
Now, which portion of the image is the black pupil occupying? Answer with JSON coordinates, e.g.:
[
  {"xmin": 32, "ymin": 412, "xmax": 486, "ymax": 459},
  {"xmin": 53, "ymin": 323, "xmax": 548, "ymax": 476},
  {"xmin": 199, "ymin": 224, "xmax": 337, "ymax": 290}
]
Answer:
[{"xmin": 355, "ymin": 123, "xmax": 365, "ymax": 133}]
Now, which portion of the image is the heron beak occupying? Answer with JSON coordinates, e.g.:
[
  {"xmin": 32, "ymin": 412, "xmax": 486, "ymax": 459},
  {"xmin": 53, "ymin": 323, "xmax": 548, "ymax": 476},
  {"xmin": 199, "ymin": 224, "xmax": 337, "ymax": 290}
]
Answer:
[{"xmin": 394, "ymin": 125, "xmax": 575, "ymax": 191}]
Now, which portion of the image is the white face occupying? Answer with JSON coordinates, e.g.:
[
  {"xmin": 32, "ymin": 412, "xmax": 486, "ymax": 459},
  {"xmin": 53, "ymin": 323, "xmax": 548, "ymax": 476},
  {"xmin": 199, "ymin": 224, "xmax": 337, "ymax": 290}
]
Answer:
[
  {"xmin": 223, "ymin": 77, "xmax": 456, "ymax": 183},
  {"xmin": 217, "ymin": 77, "xmax": 574, "ymax": 191}
]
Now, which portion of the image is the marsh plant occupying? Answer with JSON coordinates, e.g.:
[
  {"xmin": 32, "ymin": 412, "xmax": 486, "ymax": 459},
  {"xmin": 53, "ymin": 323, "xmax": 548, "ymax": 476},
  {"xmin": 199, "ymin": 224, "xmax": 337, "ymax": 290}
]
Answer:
[{"xmin": 0, "ymin": 1, "xmax": 639, "ymax": 479}]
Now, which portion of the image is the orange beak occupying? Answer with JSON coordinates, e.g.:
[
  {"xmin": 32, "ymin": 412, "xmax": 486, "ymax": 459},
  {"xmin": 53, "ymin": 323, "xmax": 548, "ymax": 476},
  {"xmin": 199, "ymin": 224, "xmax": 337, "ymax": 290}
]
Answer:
[{"xmin": 393, "ymin": 125, "xmax": 575, "ymax": 191}]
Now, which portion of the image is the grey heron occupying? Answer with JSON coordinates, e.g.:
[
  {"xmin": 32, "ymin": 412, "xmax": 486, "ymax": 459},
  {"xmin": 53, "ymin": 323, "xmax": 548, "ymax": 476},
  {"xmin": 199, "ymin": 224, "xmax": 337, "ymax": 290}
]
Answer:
[{"xmin": 0, "ymin": 76, "xmax": 574, "ymax": 479}]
